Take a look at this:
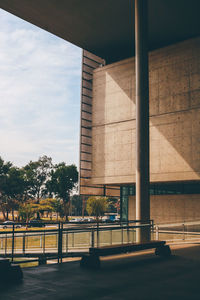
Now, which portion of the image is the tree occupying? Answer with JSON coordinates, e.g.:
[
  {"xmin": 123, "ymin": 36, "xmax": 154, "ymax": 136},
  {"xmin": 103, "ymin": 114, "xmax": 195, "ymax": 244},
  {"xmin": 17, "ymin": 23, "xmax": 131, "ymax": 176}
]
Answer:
[
  {"xmin": 38, "ymin": 198, "xmax": 53, "ymax": 218},
  {"xmin": 4, "ymin": 167, "xmax": 26, "ymax": 220},
  {"xmin": 49, "ymin": 198, "xmax": 64, "ymax": 220},
  {"xmin": 38, "ymin": 198, "xmax": 63, "ymax": 220},
  {"xmin": 23, "ymin": 156, "xmax": 53, "ymax": 218},
  {"xmin": 18, "ymin": 202, "xmax": 36, "ymax": 223},
  {"xmin": 0, "ymin": 157, "xmax": 12, "ymax": 220},
  {"xmin": 115, "ymin": 198, "xmax": 120, "ymax": 214},
  {"xmin": 47, "ymin": 163, "xmax": 78, "ymax": 221},
  {"xmin": 107, "ymin": 197, "xmax": 119, "ymax": 213},
  {"xmin": 70, "ymin": 194, "xmax": 82, "ymax": 216},
  {"xmin": 86, "ymin": 196, "xmax": 108, "ymax": 247},
  {"xmin": 86, "ymin": 196, "xmax": 108, "ymax": 222}
]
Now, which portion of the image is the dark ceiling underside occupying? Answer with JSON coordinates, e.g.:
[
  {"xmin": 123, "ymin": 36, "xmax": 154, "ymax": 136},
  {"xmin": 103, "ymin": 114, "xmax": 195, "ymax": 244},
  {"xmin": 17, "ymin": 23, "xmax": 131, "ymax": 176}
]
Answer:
[{"xmin": 0, "ymin": 0, "xmax": 200, "ymax": 63}]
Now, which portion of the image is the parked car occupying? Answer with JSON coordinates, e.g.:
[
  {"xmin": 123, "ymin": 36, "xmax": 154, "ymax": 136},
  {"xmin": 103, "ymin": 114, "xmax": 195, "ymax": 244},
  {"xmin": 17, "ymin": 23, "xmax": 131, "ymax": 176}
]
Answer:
[
  {"xmin": 69, "ymin": 218, "xmax": 83, "ymax": 223},
  {"xmin": 102, "ymin": 214, "xmax": 119, "ymax": 223},
  {"xmin": 85, "ymin": 217, "xmax": 95, "ymax": 223},
  {"xmin": 1, "ymin": 221, "xmax": 21, "ymax": 229},
  {"xmin": 28, "ymin": 220, "xmax": 45, "ymax": 228},
  {"xmin": 69, "ymin": 217, "xmax": 95, "ymax": 223},
  {"xmin": 115, "ymin": 215, "xmax": 120, "ymax": 221},
  {"xmin": 69, "ymin": 218, "xmax": 78, "ymax": 223}
]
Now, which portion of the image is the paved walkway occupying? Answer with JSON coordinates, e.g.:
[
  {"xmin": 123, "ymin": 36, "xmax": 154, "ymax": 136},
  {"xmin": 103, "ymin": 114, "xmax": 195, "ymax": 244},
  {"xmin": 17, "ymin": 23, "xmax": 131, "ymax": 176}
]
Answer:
[{"xmin": 1, "ymin": 243, "xmax": 200, "ymax": 300}]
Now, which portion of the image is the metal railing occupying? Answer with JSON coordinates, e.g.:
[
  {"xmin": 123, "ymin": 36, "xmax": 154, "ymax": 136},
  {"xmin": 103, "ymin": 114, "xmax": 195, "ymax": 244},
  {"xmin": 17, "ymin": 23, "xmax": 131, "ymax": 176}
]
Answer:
[
  {"xmin": 0, "ymin": 220, "xmax": 153, "ymax": 266},
  {"xmin": 4, "ymin": 219, "xmax": 200, "ymax": 266},
  {"xmin": 153, "ymin": 221, "xmax": 200, "ymax": 242}
]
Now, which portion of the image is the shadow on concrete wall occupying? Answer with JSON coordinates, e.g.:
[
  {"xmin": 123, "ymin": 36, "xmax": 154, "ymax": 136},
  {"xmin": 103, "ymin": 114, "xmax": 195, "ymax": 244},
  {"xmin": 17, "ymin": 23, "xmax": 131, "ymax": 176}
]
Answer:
[{"xmin": 92, "ymin": 38, "xmax": 200, "ymax": 184}]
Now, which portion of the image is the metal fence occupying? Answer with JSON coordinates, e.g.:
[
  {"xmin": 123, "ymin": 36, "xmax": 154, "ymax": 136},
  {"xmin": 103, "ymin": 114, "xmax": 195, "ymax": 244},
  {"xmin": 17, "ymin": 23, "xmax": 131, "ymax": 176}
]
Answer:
[
  {"xmin": 2, "ymin": 220, "xmax": 200, "ymax": 267},
  {"xmin": 0, "ymin": 220, "xmax": 152, "ymax": 265},
  {"xmin": 153, "ymin": 221, "xmax": 200, "ymax": 242}
]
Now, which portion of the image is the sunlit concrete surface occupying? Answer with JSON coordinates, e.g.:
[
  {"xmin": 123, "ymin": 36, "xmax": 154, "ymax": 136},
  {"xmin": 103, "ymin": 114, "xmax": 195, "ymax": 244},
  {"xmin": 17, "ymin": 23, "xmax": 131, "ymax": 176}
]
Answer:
[{"xmin": 2, "ymin": 243, "xmax": 200, "ymax": 300}]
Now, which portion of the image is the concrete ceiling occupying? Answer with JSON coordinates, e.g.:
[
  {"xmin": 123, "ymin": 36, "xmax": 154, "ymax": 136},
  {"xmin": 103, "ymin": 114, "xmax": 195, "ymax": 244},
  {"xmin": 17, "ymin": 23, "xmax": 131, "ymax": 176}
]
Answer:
[{"xmin": 0, "ymin": 0, "xmax": 200, "ymax": 63}]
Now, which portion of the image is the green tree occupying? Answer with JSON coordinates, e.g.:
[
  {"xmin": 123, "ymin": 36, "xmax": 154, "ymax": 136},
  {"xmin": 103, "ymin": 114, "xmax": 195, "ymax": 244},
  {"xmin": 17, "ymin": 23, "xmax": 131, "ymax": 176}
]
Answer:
[
  {"xmin": 18, "ymin": 202, "xmax": 36, "ymax": 223},
  {"xmin": 50, "ymin": 198, "xmax": 64, "ymax": 220},
  {"xmin": 47, "ymin": 163, "xmax": 78, "ymax": 221},
  {"xmin": 86, "ymin": 196, "xmax": 108, "ymax": 247},
  {"xmin": 45, "ymin": 170, "xmax": 57, "ymax": 198},
  {"xmin": 0, "ymin": 157, "xmax": 12, "ymax": 220},
  {"xmin": 23, "ymin": 156, "xmax": 53, "ymax": 218},
  {"xmin": 23, "ymin": 155, "xmax": 53, "ymax": 200},
  {"xmin": 71, "ymin": 194, "xmax": 82, "ymax": 216},
  {"xmin": 86, "ymin": 196, "xmax": 108, "ymax": 222},
  {"xmin": 4, "ymin": 167, "xmax": 26, "ymax": 220},
  {"xmin": 107, "ymin": 197, "xmax": 119, "ymax": 213},
  {"xmin": 39, "ymin": 198, "xmax": 64, "ymax": 220},
  {"xmin": 38, "ymin": 198, "xmax": 53, "ymax": 218}
]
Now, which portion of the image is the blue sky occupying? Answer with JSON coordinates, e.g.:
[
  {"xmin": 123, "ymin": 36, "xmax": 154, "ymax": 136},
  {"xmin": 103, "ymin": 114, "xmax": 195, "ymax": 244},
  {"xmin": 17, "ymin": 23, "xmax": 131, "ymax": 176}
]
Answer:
[{"xmin": 0, "ymin": 9, "xmax": 82, "ymax": 168}]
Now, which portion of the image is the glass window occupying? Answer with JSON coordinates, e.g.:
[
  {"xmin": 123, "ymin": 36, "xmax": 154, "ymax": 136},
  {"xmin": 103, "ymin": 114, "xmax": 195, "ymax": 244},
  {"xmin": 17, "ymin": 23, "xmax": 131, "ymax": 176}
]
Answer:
[{"xmin": 120, "ymin": 182, "xmax": 200, "ymax": 221}]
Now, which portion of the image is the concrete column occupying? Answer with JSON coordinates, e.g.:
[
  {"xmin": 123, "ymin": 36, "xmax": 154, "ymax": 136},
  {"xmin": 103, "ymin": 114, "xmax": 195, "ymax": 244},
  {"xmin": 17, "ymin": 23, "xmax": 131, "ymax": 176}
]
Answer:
[{"xmin": 135, "ymin": 0, "xmax": 150, "ymax": 242}]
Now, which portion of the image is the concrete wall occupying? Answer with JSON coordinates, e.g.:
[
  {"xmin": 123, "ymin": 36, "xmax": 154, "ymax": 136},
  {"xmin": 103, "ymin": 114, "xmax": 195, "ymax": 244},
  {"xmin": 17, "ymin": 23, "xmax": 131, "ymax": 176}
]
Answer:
[
  {"xmin": 129, "ymin": 194, "xmax": 200, "ymax": 224},
  {"xmin": 91, "ymin": 37, "xmax": 200, "ymax": 185}
]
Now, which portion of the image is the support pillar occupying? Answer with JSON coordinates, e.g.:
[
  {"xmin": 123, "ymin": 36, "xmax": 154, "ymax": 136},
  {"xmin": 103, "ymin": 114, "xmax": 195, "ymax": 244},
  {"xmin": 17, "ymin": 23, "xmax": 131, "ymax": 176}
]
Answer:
[{"xmin": 135, "ymin": 0, "xmax": 150, "ymax": 242}]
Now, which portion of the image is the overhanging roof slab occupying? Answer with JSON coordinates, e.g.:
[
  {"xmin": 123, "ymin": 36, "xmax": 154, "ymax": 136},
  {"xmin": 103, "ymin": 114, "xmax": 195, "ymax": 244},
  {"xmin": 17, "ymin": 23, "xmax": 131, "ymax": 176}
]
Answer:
[{"xmin": 0, "ymin": 0, "xmax": 200, "ymax": 63}]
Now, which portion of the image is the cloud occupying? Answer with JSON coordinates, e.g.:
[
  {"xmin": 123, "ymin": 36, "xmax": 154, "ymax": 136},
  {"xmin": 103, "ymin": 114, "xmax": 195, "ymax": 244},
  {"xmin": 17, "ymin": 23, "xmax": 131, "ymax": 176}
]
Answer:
[{"xmin": 0, "ymin": 9, "xmax": 82, "ymax": 167}]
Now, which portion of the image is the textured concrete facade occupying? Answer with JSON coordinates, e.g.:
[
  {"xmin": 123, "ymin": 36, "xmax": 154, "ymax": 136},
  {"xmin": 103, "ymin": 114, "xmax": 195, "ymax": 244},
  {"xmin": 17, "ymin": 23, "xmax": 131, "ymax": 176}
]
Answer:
[
  {"xmin": 129, "ymin": 194, "xmax": 200, "ymax": 224},
  {"xmin": 91, "ymin": 37, "xmax": 200, "ymax": 185}
]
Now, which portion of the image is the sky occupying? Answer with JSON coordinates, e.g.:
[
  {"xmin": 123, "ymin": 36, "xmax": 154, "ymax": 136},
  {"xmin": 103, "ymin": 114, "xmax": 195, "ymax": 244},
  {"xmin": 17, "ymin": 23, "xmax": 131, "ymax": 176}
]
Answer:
[{"xmin": 0, "ymin": 9, "xmax": 82, "ymax": 168}]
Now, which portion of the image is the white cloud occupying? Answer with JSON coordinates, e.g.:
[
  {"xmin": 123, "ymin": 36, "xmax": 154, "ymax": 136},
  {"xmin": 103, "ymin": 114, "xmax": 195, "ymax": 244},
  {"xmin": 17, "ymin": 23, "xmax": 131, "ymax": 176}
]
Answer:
[{"xmin": 0, "ymin": 9, "xmax": 82, "ymax": 167}]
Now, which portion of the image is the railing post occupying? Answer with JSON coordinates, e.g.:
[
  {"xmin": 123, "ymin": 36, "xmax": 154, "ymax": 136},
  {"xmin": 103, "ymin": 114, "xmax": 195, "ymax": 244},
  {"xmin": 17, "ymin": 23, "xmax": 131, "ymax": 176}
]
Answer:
[
  {"xmin": 97, "ymin": 222, "xmax": 100, "ymax": 247},
  {"xmin": 56, "ymin": 228, "xmax": 58, "ymax": 247},
  {"xmin": 91, "ymin": 228, "xmax": 94, "ymax": 247},
  {"xmin": 183, "ymin": 223, "xmax": 185, "ymax": 240},
  {"xmin": 72, "ymin": 232, "xmax": 75, "ymax": 248},
  {"xmin": 11, "ymin": 224, "xmax": 15, "ymax": 262},
  {"xmin": 121, "ymin": 226, "xmax": 123, "ymax": 244},
  {"xmin": 155, "ymin": 225, "xmax": 159, "ymax": 240},
  {"xmin": 151, "ymin": 220, "xmax": 154, "ymax": 240},
  {"xmin": 5, "ymin": 233, "xmax": 7, "ymax": 255},
  {"xmin": 60, "ymin": 223, "xmax": 63, "ymax": 263},
  {"xmin": 127, "ymin": 225, "xmax": 130, "ymax": 243},
  {"xmin": 23, "ymin": 232, "xmax": 26, "ymax": 254},
  {"xmin": 43, "ymin": 231, "xmax": 45, "ymax": 254},
  {"xmin": 1, "ymin": 237, "xmax": 3, "ymax": 250},
  {"xmin": 65, "ymin": 231, "xmax": 68, "ymax": 253},
  {"xmin": 57, "ymin": 223, "xmax": 60, "ymax": 263},
  {"xmin": 58, "ymin": 222, "xmax": 63, "ymax": 263},
  {"xmin": 40, "ymin": 234, "xmax": 42, "ymax": 248}
]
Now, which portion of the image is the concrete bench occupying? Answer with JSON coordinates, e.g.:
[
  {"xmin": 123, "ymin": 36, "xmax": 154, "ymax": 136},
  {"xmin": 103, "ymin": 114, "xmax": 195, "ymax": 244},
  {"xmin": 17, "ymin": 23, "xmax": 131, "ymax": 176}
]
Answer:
[{"xmin": 80, "ymin": 240, "xmax": 171, "ymax": 269}]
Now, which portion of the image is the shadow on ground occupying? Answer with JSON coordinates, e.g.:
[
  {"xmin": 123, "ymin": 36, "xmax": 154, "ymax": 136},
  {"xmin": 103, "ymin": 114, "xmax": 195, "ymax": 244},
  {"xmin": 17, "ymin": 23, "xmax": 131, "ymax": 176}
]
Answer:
[{"xmin": 2, "ymin": 244, "xmax": 200, "ymax": 300}]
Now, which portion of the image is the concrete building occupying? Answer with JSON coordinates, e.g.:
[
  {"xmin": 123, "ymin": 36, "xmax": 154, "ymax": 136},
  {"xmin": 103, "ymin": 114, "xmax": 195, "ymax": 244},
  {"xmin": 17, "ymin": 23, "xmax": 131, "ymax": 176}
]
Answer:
[
  {"xmin": 78, "ymin": 4, "xmax": 200, "ymax": 225},
  {"xmin": 0, "ymin": 0, "xmax": 200, "ymax": 225},
  {"xmin": 90, "ymin": 37, "xmax": 200, "ymax": 223}
]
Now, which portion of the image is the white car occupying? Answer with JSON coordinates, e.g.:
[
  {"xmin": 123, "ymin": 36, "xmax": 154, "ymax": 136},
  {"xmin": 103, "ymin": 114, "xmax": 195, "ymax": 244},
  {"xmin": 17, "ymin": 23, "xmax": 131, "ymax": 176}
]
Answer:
[
  {"xmin": 1, "ymin": 221, "xmax": 21, "ymax": 229},
  {"xmin": 69, "ymin": 218, "xmax": 79, "ymax": 223}
]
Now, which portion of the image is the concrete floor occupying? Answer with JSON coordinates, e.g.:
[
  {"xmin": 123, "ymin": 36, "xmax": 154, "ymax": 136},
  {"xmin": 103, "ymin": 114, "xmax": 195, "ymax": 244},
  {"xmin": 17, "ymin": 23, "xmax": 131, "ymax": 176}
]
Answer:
[{"xmin": 1, "ymin": 243, "xmax": 200, "ymax": 300}]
